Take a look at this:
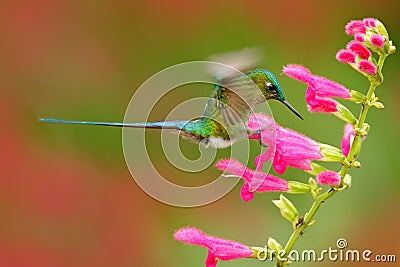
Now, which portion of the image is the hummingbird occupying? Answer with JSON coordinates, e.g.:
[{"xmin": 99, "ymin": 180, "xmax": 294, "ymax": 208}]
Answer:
[{"xmin": 41, "ymin": 50, "xmax": 303, "ymax": 149}]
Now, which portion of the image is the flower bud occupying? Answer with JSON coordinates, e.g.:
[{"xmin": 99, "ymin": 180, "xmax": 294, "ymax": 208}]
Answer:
[
  {"xmin": 370, "ymin": 34, "xmax": 385, "ymax": 48},
  {"xmin": 354, "ymin": 33, "xmax": 365, "ymax": 42},
  {"xmin": 352, "ymin": 161, "xmax": 361, "ymax": 168},
  {"xmin": 308, "ymin": 177, "xmax": 318, "ymax": 192},
  {"xmin": 355, "ymin": 123, "xmax": 370, "ymax": 136},
  {"xmin": 272, "ymin": 194, "xmax": 298, "ymax": 225},
  {"xmin": 307, "ymin": 219, "xmax": 317, "ymax": 226},
  {"xmin": 371, "ymin": 101, "xmax": 384, "ymax": 109},
  {"xmin": 332, "ymin": 103, "xmax": 357, "ymax": 124},
  {"xmin": 346, "ymin": 40, "xmax": 371, "ymax": 59},
  {"xmin": 388, "ymin": 41, "xmax": 396, "ymax": 54},
  {"xmin": 358, "ymin": 59, "xmax": 377, "ymax": 75},
  {"xmin": 349, "ymin": 90, "xmax": 366, "ymax": 103},
  {"xmin": 363, "ymin": 18, "xmax": 376, "ymax": 28},
  {"xmin": 343, "ymin": 174, "xmax": 352, "ymax": 188},
  {"xmin": 345, "ymin": 20, "xmax": 366, "ymax": 36},
  {"xmin": 319, "ymin": 143, "xmax": 346, "ymax": 163},
  {"xmin": 288, "ymin": 181, "xmax": 311, "ymax": 194},
  {"xmin": 316, "ymin": 171, "xmax": 341, "ymax": 186},
  {"xmin": 336, "ymin": 49, "xmax": 356, "ymax": 63},
  {"xmin": 267, "ymin": 237, "xmax": 283, "ymax": 255},
  {"xmin": 308, "ymin": 177, "xmax": 321, "ymax": 199}
]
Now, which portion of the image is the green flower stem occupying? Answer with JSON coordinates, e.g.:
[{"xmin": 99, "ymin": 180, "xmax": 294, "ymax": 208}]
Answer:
[
  {"xmin": 275, "ymin": 189, "xmax": 336, "ymax": 266},
  {"xmin": 275, "ymin": 54, "xmax": 386, "ymax": 267}
]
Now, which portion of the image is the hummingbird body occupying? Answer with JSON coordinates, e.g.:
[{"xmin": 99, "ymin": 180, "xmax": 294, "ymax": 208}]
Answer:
[
  {"xmin": 41, "ymin": 67, "xmax": 303, "ymax": 149},
  {"xmin": 180, "ymin": 117, "xmax": 232, "ymax": 148}
]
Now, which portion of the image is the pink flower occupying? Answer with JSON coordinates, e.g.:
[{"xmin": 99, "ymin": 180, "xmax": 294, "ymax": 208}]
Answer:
[
  {"xmin": 362, "ymin": 17, "xmax": 377, "ymax": 27},
  {"xmin": 282, "ymin": 64, "xmax": 311, "ymax": 83},
  {"xmin": 215, "ymin": 158, "xmax": 288, "ymax": 201},
  {"xmin": 305, "ymin": 88, "xmax": 338, "ymax": 112},
  {"xmin": 316, "ymin": 171, "xmax": 341, "ymax": 186},
  {"xmin": 247, "ymin": 110, "xmax": 276, "ymax": 135},
  {"xmin": 338, "ymin": 18, "xmax": 390, "ymax": 75},
  {"xmin": 370, "ymin": 34, "xmax": 385, "ymax": 48},
  {"xmin": 341, "ymin": 124, "xmax": 354, "ymax": 157},
  {"xmin": 248, "ymin": 113, "xmax": 323, "ymax": 175},
  {"xmin": 341, "ymin": 124, "xmax": 367, "ymax": 157},
  {"xmin": 283, "ymin": 64, "xmax": 351, "ymax": 113},
  {"xmin": 346, "ymin": 40, "xmax": 371, "ymax": 59},
  {"xmin": 345, "ymin": 20, "xmax": 366, "ymax": 36},
  {"xmin": 358, "ymin": 59, "xmax": 377, "ymax": 75},
  {"xmin": 354, "ymin": 33, "xmax": 365, "ymax": 42},
  {"xmin": 336, "ymin": 49, "xmax": 356, "ymax": 63},
  {"xmin": 174, "ymin": 227, "xmax": 253, "ymax": 267}
]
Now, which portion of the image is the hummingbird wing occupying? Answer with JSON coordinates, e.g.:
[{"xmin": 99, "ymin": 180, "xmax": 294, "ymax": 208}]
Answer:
[
  {"xmin": 203, "ymin": 47, "xmax": 266, "ymax": 139},
  {"xmin": 202, "ymin": 76, "xmax": 266, "ymax": 139},
  {"xmin": 207, "ymin": 47, "xmax": 263, "ymax": 79}
]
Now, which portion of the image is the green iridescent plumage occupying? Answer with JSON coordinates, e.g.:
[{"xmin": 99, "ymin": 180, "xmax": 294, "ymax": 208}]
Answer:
[{"xmin": 181, "ymin": 118, "xmax": 229, "ymax": 141}]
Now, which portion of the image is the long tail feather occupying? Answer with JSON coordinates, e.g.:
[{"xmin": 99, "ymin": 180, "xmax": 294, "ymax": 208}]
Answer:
[{"xmin": 39, "ymin": 118, "xmax": 188, "ymax": 130}]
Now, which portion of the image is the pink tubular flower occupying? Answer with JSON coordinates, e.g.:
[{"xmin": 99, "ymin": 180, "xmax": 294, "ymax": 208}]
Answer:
[
  {"xmin": 174, "ymin": 227, "xmax": 253, "ymax": 267},
  {"xmin": 306, "ymin": 88, "xmax": 338, "ymax": 112},
  {"xmin": 341, "ymin": 124, "xmax": 354, "ymax": 156},
  {"xmin": 362, "ymin": 17, "xmax": 376, "ymax": 27},
  {"xmin": 215, "ymin": 158, "xmax": 288, "ymax": 201},
  {"xmin": 345, "ymin": 20, "xmax": 366, "ymax": 36},
  {"xmin": 354, "ymin": 33, "xmax": 365, "ymax": 42},
  {"xmin": 370, "ymin": 34, "xmax": 385, "ymax": 48},
  {"xmin": 341, "ymin": 123, "xmax": 367, "ymax": 156},
  {"xmin": 336, "ymin": 49, "xmax": 356, "ymax": 63},
  {"xmin": 358, "ymin": 59, "xmax": 377, "ymax": 75},
  {"xmin": 248, "ymin": 113, "xmax": 323, "ymax": 175},
  {"xmin": 283, "ymin": 64, "xmax": 351, "ymax": 113},
  {"xmin": 346, "ymin": 40, "xmax": 371, "ymax": 59},
  {"xmin": 316, "ymin": 171, "xmax": 341, "ymax": 186}
]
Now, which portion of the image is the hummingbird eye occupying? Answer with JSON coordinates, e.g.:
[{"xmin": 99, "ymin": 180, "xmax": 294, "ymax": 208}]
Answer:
[{"xmin": 266, "ymin": 82, "xmax": 276, "ymax": 92}]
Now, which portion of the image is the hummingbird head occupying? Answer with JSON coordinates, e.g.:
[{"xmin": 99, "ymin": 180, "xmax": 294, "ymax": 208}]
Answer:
[{"xmin": 248, "ymin": 69, "xmax": 304, "ymax": 120}]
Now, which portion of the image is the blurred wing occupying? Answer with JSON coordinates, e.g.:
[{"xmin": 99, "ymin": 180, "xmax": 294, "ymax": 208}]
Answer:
[
  {"xmin": 202, "ymin": 77, "xmax": 266, "ymax": 139},
  {"xmin": 207, "ymin": 47, "xmax": 264, "ymax": 79},
  {"xmin": 203, "ymin": 47, "xmax": 267, "ymax": 138}
]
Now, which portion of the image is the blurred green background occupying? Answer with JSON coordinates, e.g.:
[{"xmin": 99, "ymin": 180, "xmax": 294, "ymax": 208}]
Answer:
[{"xmin": 1, "ymin": 0, "xmax": 399, "ymax": 266}]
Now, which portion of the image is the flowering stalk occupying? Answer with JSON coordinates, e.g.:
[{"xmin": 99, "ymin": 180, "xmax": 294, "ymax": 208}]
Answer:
[
  {"xmin": 174, "ymin": 18, "xmax": 395, "ymax": 267},
  {"xmin": 274, "ymin": 18, "xmax": 394, "ymax": 267}
]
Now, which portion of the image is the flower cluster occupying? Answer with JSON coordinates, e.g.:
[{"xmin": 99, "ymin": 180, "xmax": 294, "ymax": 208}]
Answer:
[
  {"xmin": 173, "ymin": 17, "xmax": 395, "ymax": 267},
  {"xmin": 216, "ymin": 113, "xmax": 345, "ymax": 201},
  {"xmin": 336, "ymin": 18, "xmax": 396, "ymax": 76}
]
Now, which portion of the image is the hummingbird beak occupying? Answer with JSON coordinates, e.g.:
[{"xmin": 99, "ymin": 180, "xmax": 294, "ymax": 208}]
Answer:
[{"xmin": 280, "ymin": 100, "xmax": 304, "ymax": 120}]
